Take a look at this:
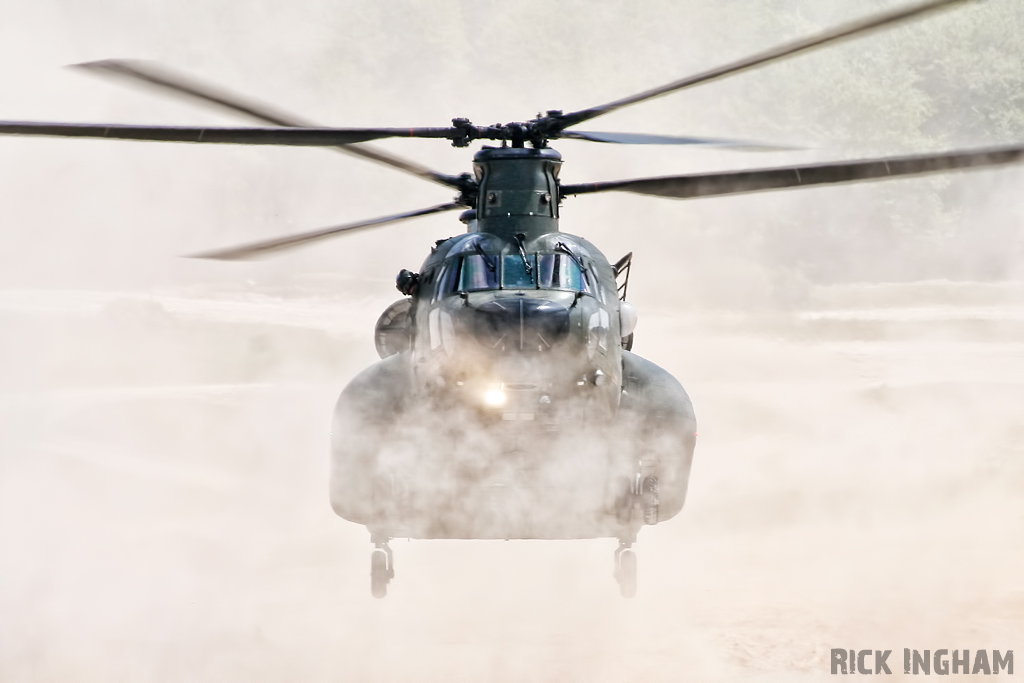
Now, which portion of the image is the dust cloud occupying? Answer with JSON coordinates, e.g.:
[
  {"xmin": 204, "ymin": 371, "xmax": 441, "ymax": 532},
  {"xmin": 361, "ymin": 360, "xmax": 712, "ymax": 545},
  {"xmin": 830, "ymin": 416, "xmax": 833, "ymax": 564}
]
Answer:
[{"xmin": 1, "ymin": 0, "xmax": 1023, "ymax": 681}]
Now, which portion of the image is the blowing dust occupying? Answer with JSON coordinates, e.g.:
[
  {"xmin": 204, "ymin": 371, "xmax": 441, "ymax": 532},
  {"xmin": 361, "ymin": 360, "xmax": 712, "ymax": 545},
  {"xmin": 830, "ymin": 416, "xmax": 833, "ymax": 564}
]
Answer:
[{"xmin": 1, "ymin": 0, "xmax": 1023, "ymax": 681}]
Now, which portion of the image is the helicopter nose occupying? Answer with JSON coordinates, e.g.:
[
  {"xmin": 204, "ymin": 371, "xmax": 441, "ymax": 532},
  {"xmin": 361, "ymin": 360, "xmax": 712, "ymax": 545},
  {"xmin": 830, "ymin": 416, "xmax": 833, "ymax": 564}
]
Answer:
[{"xmin": 473, "ymin": 297, "xmax": 571, "ymax": 352}]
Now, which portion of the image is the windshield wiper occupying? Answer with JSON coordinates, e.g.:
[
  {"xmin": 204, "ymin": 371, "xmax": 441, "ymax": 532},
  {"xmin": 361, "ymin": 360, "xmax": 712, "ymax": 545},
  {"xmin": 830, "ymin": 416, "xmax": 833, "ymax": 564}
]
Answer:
[
  {"xmin": 473, "ymin": 241, "xmax": 496, "ymax": 272},
  {"xmin": 555, "ymin": 241, "xmax": 586, "ymax": 274},
  {"xmin": 514, "ymin": 233, "xmax": 533, "ymax": 275}
]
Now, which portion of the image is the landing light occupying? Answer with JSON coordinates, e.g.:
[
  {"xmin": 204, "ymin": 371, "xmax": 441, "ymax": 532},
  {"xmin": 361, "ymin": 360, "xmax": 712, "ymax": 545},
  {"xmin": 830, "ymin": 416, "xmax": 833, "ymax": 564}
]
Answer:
[{"xmin": 484, "ymin": 388, "xmax": 506, "ymax": 406}]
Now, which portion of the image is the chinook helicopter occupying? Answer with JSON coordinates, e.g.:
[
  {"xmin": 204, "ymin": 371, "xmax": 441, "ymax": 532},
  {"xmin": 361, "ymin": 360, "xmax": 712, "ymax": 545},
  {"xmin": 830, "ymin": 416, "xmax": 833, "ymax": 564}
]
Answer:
[{"xmin": 3, "ymin": 0, "xmax": 1024, "ymax": 598}]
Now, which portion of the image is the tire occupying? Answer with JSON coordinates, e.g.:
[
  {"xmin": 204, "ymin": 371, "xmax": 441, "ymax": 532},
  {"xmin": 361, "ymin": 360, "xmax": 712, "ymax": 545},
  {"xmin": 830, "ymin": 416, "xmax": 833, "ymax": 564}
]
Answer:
[
  {"xmin": 371, "ymin": 550, "xmax": 389, "ymax": 599},
  {"xmin": 618, "ymin": 550, "xmax": 637, "ymax": 598}
]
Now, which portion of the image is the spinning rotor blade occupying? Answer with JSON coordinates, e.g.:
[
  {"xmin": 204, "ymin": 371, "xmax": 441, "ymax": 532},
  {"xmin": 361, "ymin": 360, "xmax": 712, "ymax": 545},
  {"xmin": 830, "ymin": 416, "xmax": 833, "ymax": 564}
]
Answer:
[
  {"xmin": 561, "ymin": 145, "xmax": 1024, "ymax": 200},
  {"xmin": 0, "ymin": 121, "xmax": 456, "ymax": 145},
  {"xmin": 72, "ymin": 60, "xmax": 462, "ymax": 188},
  {"xmin": 188, "ymin": 202, "xmax": 463, "ymax": 260},
  {"xmin": 74, "ymin": 60, "xmax": 311, "ymax": 129},
  {"xmin": 561, "ymin": 130, "xmax": 796, "ymax": 151},
  {"xmin": 556, "ymin": 0, "xmax": 973, "ymax": 129}
]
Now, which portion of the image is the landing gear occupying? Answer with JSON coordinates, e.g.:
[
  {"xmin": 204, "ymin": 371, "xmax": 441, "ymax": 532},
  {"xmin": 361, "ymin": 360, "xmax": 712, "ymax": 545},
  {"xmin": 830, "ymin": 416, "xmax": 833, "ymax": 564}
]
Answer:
[
  {"xmin": 614, "ymin": 472, "xmax": 659, "ymax": 526},
  {"xmin": 615, "ymin": 476, "xmax": 634, "ymax": 525},
  {"xmin": 370, "ymin": 539, "xmax": 394, "ymax": 598},
  {"xmin": 614, "ymin": 541, "xmax": 637, "ymax": 598},
  {"xmin": 640, "ymin": 475, "xmax": 659, "ymax": 525}
]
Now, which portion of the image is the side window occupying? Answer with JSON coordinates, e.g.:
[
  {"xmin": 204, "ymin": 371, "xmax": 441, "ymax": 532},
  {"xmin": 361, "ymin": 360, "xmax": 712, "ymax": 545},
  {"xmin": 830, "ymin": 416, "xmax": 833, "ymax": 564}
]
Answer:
[
  {"xmin": 570, "ymin": 260, "xmax": 589, "ymax": 292},
  {"xmin": 584, "ymin": 264, "xmax": 602, "ymax": 302},
  {"xmin": 433, "ymin": 260, "xmax": 457, "ymax": 301}
]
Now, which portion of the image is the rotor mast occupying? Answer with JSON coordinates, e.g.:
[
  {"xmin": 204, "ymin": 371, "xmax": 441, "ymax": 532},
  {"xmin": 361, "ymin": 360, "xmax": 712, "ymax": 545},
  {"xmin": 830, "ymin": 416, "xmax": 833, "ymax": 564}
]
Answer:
[{"xmin": 471, "ymin": 147, "xmax": 562, "ymax": 241}]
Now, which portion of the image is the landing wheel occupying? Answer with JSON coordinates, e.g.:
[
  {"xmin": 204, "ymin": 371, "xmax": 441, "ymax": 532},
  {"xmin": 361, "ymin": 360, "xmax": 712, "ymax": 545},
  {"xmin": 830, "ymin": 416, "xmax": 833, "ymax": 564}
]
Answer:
[
  {"xmin": 614, "ymin": 547, "xmax": 637, "ymax": 598},
  {"xmin": 370, "ymin": 549, "xmax": 390, "ymax": 598}
]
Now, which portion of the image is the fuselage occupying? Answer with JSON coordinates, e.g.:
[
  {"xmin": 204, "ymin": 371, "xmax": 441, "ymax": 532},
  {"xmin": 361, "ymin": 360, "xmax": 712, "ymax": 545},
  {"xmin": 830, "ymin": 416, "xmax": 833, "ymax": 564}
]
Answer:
[{"xmin": 330, "ymin": 144, "xmax": 695, "ymax": 543}]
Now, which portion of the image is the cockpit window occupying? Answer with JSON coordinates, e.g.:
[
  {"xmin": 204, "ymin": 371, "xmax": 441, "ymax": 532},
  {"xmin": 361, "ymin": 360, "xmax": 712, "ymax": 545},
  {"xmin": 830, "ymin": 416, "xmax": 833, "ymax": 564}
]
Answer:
[
  {"xmin": 436, "ymin": 255, "xmax": 494, "ymax": 298},
  {"xmin": 434, "ymin": 262, "xmax": 457, "ymax": 302},
  {"xmin": 502, "ymin": 254, "xmax": 536, "ymax": 288},
  {"xmin": 458, "ymin": 254, "xmax": 499, "ymax": 291},
  {"xmin": 437, "ymin": 251, "xmax": 593, "ymax": 296},
  {"xmin": 537, "ymin": 253, "xmax": 589, "ymax": 292}
]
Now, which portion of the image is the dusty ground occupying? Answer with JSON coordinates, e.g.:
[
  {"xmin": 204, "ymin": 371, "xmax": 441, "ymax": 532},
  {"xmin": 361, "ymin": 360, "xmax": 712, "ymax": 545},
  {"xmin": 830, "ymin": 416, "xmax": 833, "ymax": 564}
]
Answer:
[{"xmin": 0, "ymin": 279, "xmax": 1021, "ymax": 682}]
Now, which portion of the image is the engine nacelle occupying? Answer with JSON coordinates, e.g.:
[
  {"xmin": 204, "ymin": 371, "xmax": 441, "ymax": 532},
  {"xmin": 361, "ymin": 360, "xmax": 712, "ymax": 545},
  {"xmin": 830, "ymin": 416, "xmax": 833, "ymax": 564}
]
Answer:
[{"xmin": 374, "ymin": 299, "xmax": 413, "ymax": 359}]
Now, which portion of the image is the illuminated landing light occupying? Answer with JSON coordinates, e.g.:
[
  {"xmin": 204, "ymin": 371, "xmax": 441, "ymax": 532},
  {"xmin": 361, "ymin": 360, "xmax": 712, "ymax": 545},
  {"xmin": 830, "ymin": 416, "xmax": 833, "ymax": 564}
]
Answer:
[{"xmin": 484, "ymin": 389, "xmax": 506, "ymax": 406}]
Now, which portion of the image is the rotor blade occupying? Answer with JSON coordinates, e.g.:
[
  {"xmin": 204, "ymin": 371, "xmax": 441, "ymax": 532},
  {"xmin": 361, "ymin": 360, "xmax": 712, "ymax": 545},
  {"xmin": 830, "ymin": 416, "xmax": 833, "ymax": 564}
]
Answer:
[
  {"xmin": 556, "ymin": 0, "xmax": 973, "ymax": 128},
  {"xmin": 0, "ymin": 121, "xmax": 456, "ymax": 145},
  {"xmin": 188, "ymin": 202, "xmax": 463, "ymax": 260},
  {"xmin": 561, "ymin": 130, "xmax": 796, "ymax": 151},
  {"xmin": 72, "ymin": 60, "xmax": 462, "ymax": 188},
  {"xmin": 560, "ymin": 145, "xmax": 1024, "ymax": 200}
]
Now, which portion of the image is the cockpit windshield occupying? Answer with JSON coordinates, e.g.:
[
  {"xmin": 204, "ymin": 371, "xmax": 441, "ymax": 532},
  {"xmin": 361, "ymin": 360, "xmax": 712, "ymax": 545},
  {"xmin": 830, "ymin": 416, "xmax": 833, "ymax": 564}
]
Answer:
[
  {"xmin": 537, "ymin": 253, "xmax": 585, "ymax": 291},
  {"xmin": 503, "ymin": 254, "xmax": 536, "ymax": 287},
  {"xmin": 460, "ymin": 254, "xmax": 498, "ymax": 291},
  {"xmin": 437, "ymin": 254, "xmax": 499, "ymax": 294},
  {"xmin": 438, "ymin": 251, "xmax": 592, "ymax": 297}
]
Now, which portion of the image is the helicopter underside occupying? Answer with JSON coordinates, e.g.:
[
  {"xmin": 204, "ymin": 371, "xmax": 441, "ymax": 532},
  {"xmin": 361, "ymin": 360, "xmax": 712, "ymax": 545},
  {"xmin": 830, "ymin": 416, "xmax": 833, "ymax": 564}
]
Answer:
[
  {"xmin": 329, "ymin": 350, "xmax": 696, "ymax": 542},
  {"xmin": 345, "ymin": 420, "xmax": 651, "ymax": 541}
]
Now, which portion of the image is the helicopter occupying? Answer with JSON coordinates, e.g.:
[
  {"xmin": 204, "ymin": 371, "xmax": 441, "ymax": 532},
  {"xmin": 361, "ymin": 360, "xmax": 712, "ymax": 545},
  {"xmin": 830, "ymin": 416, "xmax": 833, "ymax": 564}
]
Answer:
[{"xmin": 2, "ymin": 0, "xmax": 1023, "ymax": 599}]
